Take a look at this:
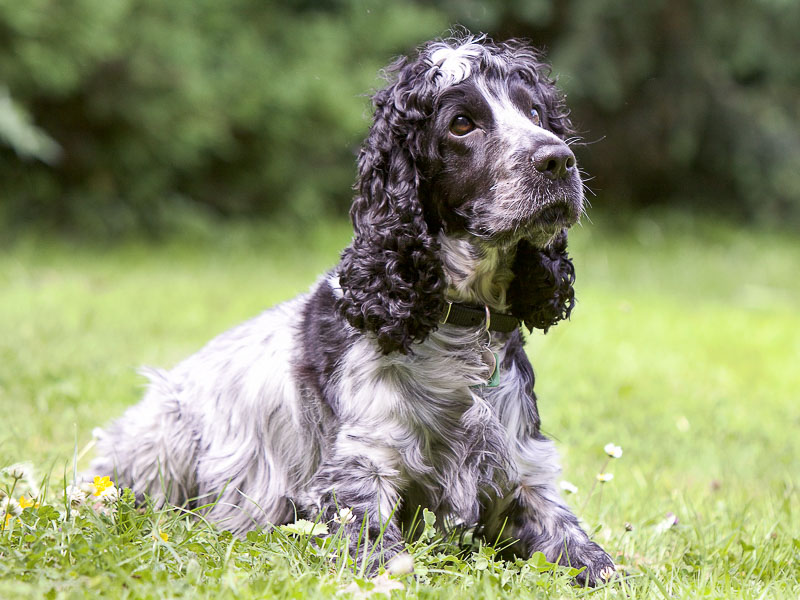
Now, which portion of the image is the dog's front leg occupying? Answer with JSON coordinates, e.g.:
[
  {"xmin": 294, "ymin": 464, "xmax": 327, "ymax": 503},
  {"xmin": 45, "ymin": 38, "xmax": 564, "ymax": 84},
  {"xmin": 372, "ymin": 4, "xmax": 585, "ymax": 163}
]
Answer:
[
  {"xmin": 301, "ymin": 432, "xmax": 405, "ymax": 573},
  {"xmin": 485, "ymin": 435, "xmax": 615, "ymax": 586}
]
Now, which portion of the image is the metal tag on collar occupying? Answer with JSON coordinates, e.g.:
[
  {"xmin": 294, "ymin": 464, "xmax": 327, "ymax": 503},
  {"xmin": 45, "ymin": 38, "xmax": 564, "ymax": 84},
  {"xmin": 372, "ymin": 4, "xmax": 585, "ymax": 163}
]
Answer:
[
  {"xmin": 487, "ymin": 353, "xmax": 500, "ymax": 387},
  {"xmin": 479, "ymin": 347, "xmax": 500, "ymax": 388}
]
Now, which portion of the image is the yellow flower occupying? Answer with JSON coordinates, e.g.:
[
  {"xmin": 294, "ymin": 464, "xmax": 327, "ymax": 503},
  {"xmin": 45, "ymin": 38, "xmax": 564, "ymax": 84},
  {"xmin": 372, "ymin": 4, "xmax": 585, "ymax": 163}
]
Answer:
[
  {"xmin": 19, "ymin": 495, "xmax": 38, "ymax": 509},
  {"xmin": 152, "ymin": 528, "xmax": 169, "ymax": 542},
  {"xmin": 93, "ymin": 476, "xmax": 114, "ymax": 496}
]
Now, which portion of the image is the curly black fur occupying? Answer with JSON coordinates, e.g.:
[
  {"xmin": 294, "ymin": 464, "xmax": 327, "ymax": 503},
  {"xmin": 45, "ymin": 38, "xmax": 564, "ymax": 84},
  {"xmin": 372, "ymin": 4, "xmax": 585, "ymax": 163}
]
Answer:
[
  {"xmin": 508, "ymin": 230, "xmax": 576, "ymax": 333},
  {"xmin": 337, "ymin": 55, "xmax": 448, "ymax": 354}
]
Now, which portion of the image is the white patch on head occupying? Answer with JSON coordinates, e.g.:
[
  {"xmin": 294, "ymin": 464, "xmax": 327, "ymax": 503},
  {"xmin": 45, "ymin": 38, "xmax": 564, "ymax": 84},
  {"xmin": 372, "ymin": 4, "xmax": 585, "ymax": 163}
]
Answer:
[
  {"xmin": 467, "ymin": 77, "xmax": 580, "ymax": 244},
  {"xmin": 475, "ymin": 77, "xmax": 563, "ymax": 146},
  {"xmin": 429, "ymin": 41, "xmax": 486, "ymax": 86}
]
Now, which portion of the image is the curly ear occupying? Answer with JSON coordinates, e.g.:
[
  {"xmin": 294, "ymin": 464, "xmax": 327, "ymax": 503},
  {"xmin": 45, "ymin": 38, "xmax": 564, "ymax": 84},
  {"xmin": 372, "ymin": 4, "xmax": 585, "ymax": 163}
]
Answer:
[
  {"xmin": 336, "ymin": 58, "xmax": 446, "ymax": 355},
  {"xmin": 506, "ymin": 230, "xmax": 575, "ymax": 333}
]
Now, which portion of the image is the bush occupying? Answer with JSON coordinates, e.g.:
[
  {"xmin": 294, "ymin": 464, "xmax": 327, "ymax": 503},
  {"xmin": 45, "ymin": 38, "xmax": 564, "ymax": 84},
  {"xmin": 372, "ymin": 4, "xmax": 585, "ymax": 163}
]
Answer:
[
  {"xmin": 2, "ymin": 0, "xmax": 799, "ymax": 232},
  {"xmin": 0, "ymin": 0, "xmax": 444, "ymax": 233}
]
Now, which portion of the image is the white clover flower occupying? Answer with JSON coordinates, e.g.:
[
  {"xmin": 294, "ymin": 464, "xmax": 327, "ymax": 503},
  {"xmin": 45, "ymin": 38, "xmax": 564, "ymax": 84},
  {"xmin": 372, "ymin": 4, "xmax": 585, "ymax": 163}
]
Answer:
[
  {"xmin": 333, "ymin": 507, "xmax": 355, "ymax": 525},
  {"xmin": 559, "ymin": 480, "xmax": 579, "ymax": 494},
  {"xmin": 603, "ymin": 443, "xmax": 623, "ymax": 459},
  {"xmin": 65, "ymin": 485, "xmax": 88, "ymax": 507},
  {"xmin": 97, "ymin": 484, "xmax": 119, "ymax": 504},
  {"xmin": 386, "ymin": 552, "xmax": 415, "ymax": 575},
  {"xmin": 596, "ymin": 472, "xmax": 614, "ymax": 483},
  {"xmin": 1, "ymin": 496, "xmax": 22, "ymax": 517},
  {"xmin": 369, "ymin": 574, "xmax": 404, "ymax": 596},
  {"xmin": 599, "ymin": 565, "xmax": 617, "ymax": 581},
  {"xmin": 2, "ymin": 463, "xmax": 41, "ymax": 499},
  {"xmin": 342, "ymin": 574, "xmax": 404, "ymax": 598},
  {"xmin": 2, "ymin": 462, "xmax": 34, "ymax": 480}
]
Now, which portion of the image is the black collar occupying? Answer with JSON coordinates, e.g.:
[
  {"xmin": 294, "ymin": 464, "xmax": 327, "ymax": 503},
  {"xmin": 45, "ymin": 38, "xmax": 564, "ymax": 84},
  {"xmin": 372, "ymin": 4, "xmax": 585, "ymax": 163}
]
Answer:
[{"xmin": 439, "ymin": 301, "xmax": 519, "ymax": 333}]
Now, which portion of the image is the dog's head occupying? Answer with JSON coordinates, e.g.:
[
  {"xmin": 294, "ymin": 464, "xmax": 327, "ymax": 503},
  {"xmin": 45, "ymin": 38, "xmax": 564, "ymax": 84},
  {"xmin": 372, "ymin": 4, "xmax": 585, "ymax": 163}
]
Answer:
[{"xmin": 338, "ymin": 34, "xmax": 580, "ymax": 354}]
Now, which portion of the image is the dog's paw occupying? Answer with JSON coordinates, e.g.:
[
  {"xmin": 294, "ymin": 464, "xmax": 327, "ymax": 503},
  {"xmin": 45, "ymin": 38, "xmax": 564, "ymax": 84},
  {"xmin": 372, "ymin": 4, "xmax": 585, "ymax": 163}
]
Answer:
[{"xmin": 569, "ymin": 541, "xmax": 617, "ymax": 587}]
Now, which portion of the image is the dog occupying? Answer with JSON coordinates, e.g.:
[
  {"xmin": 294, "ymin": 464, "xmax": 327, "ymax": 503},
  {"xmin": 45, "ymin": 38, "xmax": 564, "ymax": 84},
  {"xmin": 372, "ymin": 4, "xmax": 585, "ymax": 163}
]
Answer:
[{"xmin": 92, "ymin": 33, "xmax": 615, "ymax": 586}]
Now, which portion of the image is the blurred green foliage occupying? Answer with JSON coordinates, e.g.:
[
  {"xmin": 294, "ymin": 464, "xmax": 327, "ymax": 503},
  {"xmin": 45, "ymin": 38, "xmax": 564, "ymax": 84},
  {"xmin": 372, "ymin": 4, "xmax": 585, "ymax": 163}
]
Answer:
[
  {"xmin": 543, "ymin": 0, "xmax": 800, "ymax": 224},
  {"xmin": 0, "ymin": 0, "xmax": 443, "ymax": 233},
  {"xmin": 1, "ymin": 0, "xmax": 798, "ymax": 233}
]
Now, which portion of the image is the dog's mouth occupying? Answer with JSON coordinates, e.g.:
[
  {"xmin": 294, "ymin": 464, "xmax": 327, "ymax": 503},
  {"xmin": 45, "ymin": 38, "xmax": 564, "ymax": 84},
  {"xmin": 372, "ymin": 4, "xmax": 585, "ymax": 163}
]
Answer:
[
  {"xmin": 531, "ymin": 200, "xmax": 577, "ymax": 228},
  {"xmin": 477, "ymin": 203, "xmax": 577, "ymax": 248},
  {"xmin": 499, "ymin": 198, "xmax": 580, "ymax": 248},
  {"xmin": 458, "ymin": 187, "xmax": 583, "ymax": 249}
]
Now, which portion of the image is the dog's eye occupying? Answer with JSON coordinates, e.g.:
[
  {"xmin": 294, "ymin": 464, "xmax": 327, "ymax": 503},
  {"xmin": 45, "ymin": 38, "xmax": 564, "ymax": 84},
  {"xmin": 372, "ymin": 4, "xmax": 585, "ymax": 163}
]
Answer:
[
  {"xmin": 530, "ymin": 108, "xmax": 542, "ymax": 127},
  {"xmin": 449, "ymin": 115, "xmax": 475, "ymax": 136}
]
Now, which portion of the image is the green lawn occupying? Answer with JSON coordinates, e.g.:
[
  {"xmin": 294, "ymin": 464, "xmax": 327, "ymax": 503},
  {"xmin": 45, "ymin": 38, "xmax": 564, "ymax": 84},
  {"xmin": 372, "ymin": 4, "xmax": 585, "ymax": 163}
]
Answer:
[{"xmin": 1, "ymin": 213, "xmax": 798, "ymax": 598}]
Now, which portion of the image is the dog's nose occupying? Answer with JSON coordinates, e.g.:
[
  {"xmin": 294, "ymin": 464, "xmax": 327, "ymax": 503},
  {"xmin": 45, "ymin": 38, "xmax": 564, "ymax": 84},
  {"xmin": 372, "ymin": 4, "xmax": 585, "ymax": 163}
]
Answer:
[{"xmin": 531, "ymin": 144, "xmax": 576, "ymax": 180}]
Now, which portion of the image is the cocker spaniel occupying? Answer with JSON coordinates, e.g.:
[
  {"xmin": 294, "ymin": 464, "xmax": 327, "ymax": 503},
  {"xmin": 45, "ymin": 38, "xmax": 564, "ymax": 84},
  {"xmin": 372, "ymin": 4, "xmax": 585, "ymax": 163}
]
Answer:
[{"xmin": 92, "ymin": 33, "xmax": 615, "ymax": 585}]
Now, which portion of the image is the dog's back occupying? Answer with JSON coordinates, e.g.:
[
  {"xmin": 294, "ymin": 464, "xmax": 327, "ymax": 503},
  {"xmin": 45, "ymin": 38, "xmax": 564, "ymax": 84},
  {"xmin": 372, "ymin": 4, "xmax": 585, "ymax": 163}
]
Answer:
[{"xmin": 92, "ymin": 296, "xmax": 311, "ymax": 532}]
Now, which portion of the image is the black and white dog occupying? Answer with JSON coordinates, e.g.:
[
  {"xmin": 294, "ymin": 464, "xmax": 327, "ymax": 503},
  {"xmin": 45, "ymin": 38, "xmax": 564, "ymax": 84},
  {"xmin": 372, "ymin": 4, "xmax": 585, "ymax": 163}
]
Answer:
[{"xmin": 92, "ymin": 34, "xmax": 615, "ymax": 585}]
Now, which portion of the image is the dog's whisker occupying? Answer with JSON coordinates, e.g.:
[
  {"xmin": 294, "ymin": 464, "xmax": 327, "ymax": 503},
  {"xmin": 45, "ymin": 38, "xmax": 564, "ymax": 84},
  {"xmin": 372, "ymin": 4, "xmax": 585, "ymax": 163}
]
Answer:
[{"xmin": 576, "ymin": 135, "xmax": 606, "ymax": 147}]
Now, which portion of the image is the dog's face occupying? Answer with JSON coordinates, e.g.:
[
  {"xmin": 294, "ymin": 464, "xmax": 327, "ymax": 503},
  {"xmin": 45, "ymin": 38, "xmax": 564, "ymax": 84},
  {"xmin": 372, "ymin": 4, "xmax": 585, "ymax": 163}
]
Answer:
[
  {"xmin": 339, "ymin": 36, "xmax": 581, "ymax": 353},
  {"xmin": 419, "ymin": 44, "xmax": 583, "ymax": 248}
]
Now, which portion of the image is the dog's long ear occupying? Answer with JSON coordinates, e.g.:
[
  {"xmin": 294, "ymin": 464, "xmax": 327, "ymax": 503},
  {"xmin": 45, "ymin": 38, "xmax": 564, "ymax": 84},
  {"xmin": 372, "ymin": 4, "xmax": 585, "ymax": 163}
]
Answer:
[
  {"xmin": 507, "ymin": 229, "xmax": 575, "ymax": 333},
  {"xmin": 337, "ymin": 57, "xmax": 446, "ymax": 355}
]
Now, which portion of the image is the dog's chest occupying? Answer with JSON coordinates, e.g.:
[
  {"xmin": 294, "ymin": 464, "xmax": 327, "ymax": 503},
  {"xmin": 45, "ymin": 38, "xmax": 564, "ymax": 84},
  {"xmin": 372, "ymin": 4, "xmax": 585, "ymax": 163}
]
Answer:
[
  {"xmin": 390, "ymin": 356, "xmax": 515, "ymax": 522},
  {"xmin": 334, "ymin": 333, "xmax": 516, "ymax": 521}
]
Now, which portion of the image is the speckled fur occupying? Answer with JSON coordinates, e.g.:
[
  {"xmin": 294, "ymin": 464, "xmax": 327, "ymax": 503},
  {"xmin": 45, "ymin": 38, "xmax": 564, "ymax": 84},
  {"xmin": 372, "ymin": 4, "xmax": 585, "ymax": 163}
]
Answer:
[{"xmin": 92, "ymin": 33, "xmax": 614, "ymax": 586}]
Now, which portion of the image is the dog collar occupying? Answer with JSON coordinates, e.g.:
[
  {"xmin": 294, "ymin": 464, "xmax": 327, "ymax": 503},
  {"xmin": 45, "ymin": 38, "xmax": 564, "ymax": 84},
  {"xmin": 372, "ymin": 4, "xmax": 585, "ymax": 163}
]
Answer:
[{"xmin": 439, "ymin": 301, "xmax": 519, "ymax": 333}]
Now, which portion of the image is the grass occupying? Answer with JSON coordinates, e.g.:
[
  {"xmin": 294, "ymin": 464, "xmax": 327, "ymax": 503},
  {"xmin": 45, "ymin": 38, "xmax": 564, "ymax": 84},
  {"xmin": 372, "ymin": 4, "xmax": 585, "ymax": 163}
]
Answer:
[{"xmin": 1, "ymin": 211, "xmax": 798, "ymax": 598}]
